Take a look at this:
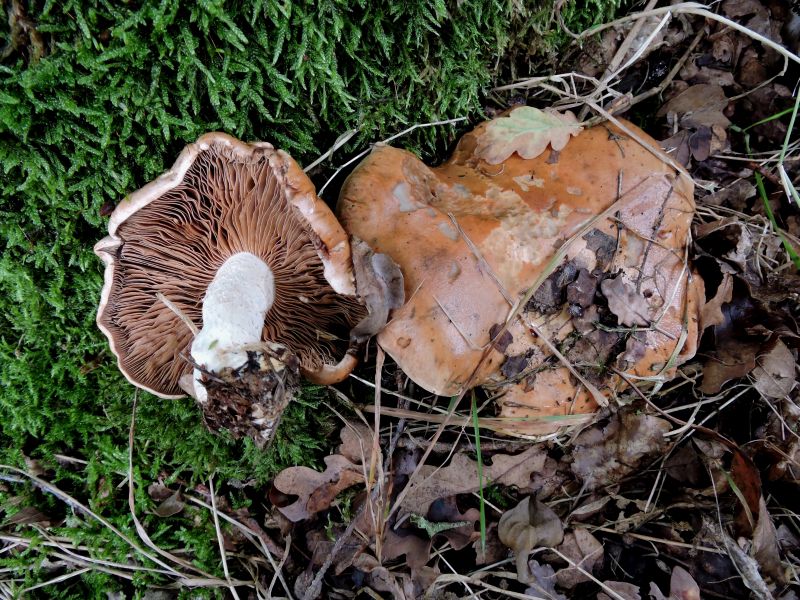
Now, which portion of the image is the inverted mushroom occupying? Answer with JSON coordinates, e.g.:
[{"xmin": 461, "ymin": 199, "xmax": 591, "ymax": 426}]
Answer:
[
  {"xmin": 338, "ymin": 107, "xmax": 704, "ymax": 435},
  {"xmin": 96, "ymin": 133, "xmax": 371, "ymax": 446}
]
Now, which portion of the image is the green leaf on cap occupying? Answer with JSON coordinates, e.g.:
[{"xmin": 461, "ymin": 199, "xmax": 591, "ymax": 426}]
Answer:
[{"xmin": 476, "ymin": 106, "xmax": 582, "ymax": 164}]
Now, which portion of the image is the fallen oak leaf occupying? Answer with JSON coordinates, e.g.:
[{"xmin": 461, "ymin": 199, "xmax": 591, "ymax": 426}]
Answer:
[
  {"xmin": 337, "ymin": 421, "xmax": 374, "ymax": 464},
  {"xmin": 658, "ymin": 84, "xmax": 731, "ymax": 130},
  {"xmin": 600, "ymin": 276, "xmax": 651, "ymax": 327},
  {"xmin": 475, "ymin": 106, "xmax": 582, "ymax": 165},
  {"xmin": 398, "ymin": 445, "xmax": 546, "ymax": 518},
  {"xmin": 700, "ymin": 271, "xmax": 734, "ymax": 332},
  {"xmin": 273, "ymin": 454, "xmax": 364, "ymax": 522}
]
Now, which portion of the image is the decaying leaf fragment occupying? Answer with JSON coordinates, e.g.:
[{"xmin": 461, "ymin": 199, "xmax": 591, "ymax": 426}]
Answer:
[
  {"xmin": 498, "ymin": 496, "xmax": 564, "ymax": 583},
  {"xmin": 474, "ymin": 106, "xmax": 582, "ymax": 164},
  {"xmin": 571, "ymin": 412, "xmax": 671, "ymax": 490}
]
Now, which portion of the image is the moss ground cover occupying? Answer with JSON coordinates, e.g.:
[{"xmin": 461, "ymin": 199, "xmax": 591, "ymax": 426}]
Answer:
[{"xmin": 0, "ymin": 0, "xmax": 622, "ymax": 595}]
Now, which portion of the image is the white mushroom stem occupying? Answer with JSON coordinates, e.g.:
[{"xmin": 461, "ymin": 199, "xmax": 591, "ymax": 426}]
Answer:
[{"xmin": 191, "ymin": 252, "xmax": 274, "ymax": 403}]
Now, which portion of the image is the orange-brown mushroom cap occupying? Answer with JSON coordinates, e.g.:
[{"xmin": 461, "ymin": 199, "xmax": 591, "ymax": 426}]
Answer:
[
  {"xmin": 338, "ymin": 115, "xmax": 703, "ymax": 434},
  {"xmin": 95, "ymin": 132, "xmax": 365, "ymax": 398}
]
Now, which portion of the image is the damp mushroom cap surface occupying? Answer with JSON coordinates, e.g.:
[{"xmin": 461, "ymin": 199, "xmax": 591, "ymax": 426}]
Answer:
[{"xmin": 338, "ymin": 110, "xmax": 703, "ymax": 434}]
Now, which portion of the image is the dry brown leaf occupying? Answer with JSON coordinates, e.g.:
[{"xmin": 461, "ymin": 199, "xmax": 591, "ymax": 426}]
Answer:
[
  {"xmin": 706, "ymin": 518, "xmax": 774, "ymax": 600},
  {"xmin": 273, "ymin": 454, "xmax": 364, "ymax": 522},
  {"xmin": 399, "ymin": 445, "xmax": 546, "ymax": 517},
  {"xmin": 722, "ymin": 0, "xmax": 764, "ymax": 18},
  {"xmin": 600, "ymin": 276, "xmax": 651, "ymax": 327},
  {"xmin": 659, "ymin": 84, "xmax": 731, "ymax": 130},
  {"xmin": 555, "ymin": 528, "xmax": 604, "ymax": 589},
  {"xmin": 700, "ymin": 339, "xmax": 761, "ymax": 395},
  {"xmin": 475, "ymin": 106, "xmax": 582, "ymax": 165},
  {"xmin": 147, "ymin": 481, "xmax": 175, "ymax": 502},
  {"xmin": 498, "ymin": 496, "xmax": 564, "ymax": 583},
  {"xmin": 661, "ymin": 130, "xmax": 692, "ymax": 166},
  {"xmin": 4, "ymin": 506, "xmax": 52, "ymax": 527},
  {"xmin": 664, "ymin": 444, "xmax": 705, "ymax": 486},
  {"xmin": 571, "ymin": 412, "xmax": 671, "ymax": 490},
  {"xmin": 670, "ymin": 567, "xmax": 701, "ymax": 600},
  {"xmin": 382, "ymin": 528, "xmax": 431, "ymax": 570},
  {"xmin": 730, "ymin": 450, "xmax": 762, "ymax": 536},
  {"xmin": 752, "ymin": 339, "xmax": 796, "ymax": 399},
  {"xmin": 703, "ymin": 180, "xmax": 756, "ymax": 208},
  {"xmin": 427, "ymin": 496, "xmax": 481, "ymax": 550},
  {"xmin": 152, "ymin": 490, "xmax": 185, "ymax": 518},
  {"xmin": 753, "ymin": 496, "xmax": 784, "ymax": 584},
  {"xmin": 700, "ymin": 272, "xmax": 734, "ymax": 331},
  {"xmin": 568, "ymin": 496, "xmax": 611, "ymax": 523}
]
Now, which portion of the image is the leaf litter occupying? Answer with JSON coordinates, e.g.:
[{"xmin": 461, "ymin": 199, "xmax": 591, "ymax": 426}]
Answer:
[
  {"xmin": 247, "ymin": 5, "xmax": 800, "ymax": 593},
  {"xmin": 5, "ymin": 1, "xmax": 800, "ymax": 598}
]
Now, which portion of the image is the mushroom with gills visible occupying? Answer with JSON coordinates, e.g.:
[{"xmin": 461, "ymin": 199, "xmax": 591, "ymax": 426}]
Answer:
[
  {"xmin": 338, "ymin": 107, "xmax": 704, "ymax": 435},
  {"xmin": 95, "ymin": 132, "xmax": 396, "ymax": 447}
]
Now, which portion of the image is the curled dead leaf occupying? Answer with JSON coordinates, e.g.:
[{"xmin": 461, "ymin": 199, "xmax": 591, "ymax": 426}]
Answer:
[
  {"xmin": 152, "ymin": 490, "xmax": 185, "ymax": 518},
  {"xmin": 751, "ymin": 338, "xmax": 796, "ymax": 399},
  {"xmin": 753, "ymin": 496, "xmax": 784, "ymax": 584},
  {"xmin": 475, "ymin": 106, "xmax": 582, "ymax": 165},
  {"xmin": 351, "ymin": 237, "xmax": 405, "ymax": 343}
]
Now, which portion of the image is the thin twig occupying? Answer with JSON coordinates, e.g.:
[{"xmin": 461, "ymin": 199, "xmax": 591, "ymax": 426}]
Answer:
[{"xmin": 209, "ymin": 476, "xmax": 241, "ymax": 600}]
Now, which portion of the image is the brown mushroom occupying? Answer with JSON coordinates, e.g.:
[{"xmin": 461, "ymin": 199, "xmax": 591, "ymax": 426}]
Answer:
[
  {"xmin": 96, "ymin": 132, "xmax": 368, "ymax": 445},
  {"xmin": 338, "ymin": 109, "xmax": 704, "ymax": 435}
]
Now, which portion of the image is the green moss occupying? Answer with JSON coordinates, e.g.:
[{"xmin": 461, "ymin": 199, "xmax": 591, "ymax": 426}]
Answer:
[{"xmin": 0, "ymin": 0, "xmax": 626, "ymax": 594}]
